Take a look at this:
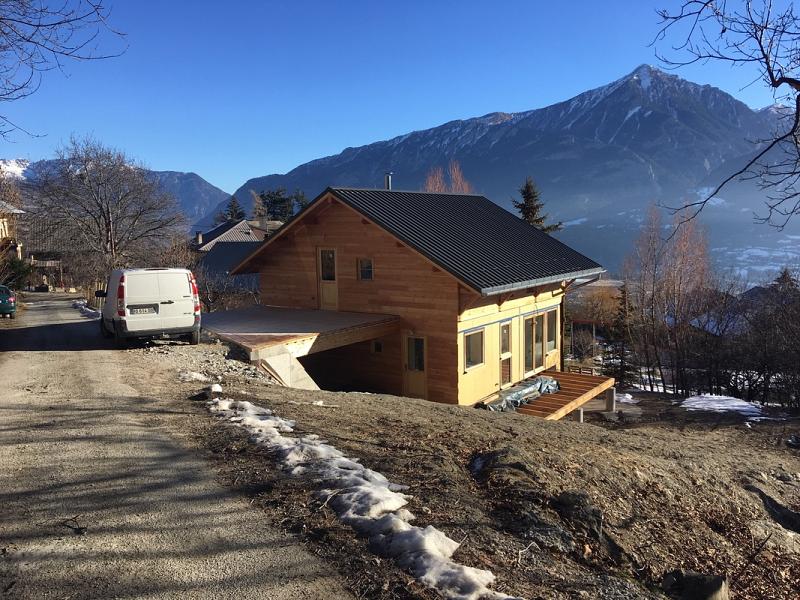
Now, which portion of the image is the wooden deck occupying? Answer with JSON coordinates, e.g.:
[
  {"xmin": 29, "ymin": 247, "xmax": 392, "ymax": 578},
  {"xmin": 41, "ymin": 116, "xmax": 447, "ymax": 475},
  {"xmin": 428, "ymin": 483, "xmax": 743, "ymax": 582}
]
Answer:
[{"xmin": 516, "ymin": 370, "xmax": 615, "ymax": 420}]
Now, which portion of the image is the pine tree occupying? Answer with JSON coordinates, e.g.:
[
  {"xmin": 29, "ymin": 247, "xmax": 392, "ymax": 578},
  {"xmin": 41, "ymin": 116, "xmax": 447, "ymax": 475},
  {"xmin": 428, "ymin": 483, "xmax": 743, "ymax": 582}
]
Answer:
[
  {"xmin": 605, "ymin": 283, "xmax": 635, "ymax": 387},
  {"xmin": 254, "ymin": 187, "xmax": 307, "ymax": 222},
  {"xmin": 214, "ymin": 196, "xmax": 246, "ymax": 224},
  {"xmin": 512, "ymin": 176, "xmax": 562, "ymax": 233},
  {"xmin": 224, "ymin": 196, "xmax": 245, "ymax": 221}
]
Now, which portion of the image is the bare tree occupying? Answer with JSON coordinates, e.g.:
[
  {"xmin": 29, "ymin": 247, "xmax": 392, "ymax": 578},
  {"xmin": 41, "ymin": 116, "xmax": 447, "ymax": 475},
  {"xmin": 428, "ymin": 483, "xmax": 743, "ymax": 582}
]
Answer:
[
  {"xmin": 0, "ymin": 169, "xmax": 22, "ymax": 284},
  {"xmin": 447, "ymin": 160, "xmax": 474, "ymax": 193},
  {"xmin": 33, "ymin": 137, "xmax": 184, "ymax": 281},
  {"xmin": 0, "ymin": 1, "xmax": 124, "ymax": 136},
  {"xmin": 423, "ymin": 166, "xmax": 447, "ymax": 193},
  {"xmin": 422, "ymin": 160, "xmax": 474, "ymax": 193},
  {"xmin": 655, "ymin": 1, "xmax": 800, "ymax": 227}
]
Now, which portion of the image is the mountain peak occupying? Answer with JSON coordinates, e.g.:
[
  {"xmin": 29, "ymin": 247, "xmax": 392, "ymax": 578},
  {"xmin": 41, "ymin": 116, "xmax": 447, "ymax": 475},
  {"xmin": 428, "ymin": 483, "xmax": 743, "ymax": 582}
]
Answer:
[{"xmin": 628, "ymin": 64, "xmax": 665, "ymax": 91}]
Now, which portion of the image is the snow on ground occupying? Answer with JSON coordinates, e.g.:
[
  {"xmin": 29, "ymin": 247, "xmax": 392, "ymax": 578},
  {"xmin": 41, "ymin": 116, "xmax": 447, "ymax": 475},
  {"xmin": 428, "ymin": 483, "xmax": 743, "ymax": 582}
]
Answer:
[
  {"xmin": 208, "ymin": 396, "xmax": 517, "ymax": 600},
  {"xmin": 679, "ymin": 394, "xmax": 764, "ymax": 420},
  {"xmin": 71, "ymin": 299, "xmax": 100, "ymax": 320},
  {"xmin": 178, "ymin": 371, "xmax": 210, "ymax": 383},
  {"xmin": 617, "ymin": 393, "xmax": 639, "ymax": 405}
]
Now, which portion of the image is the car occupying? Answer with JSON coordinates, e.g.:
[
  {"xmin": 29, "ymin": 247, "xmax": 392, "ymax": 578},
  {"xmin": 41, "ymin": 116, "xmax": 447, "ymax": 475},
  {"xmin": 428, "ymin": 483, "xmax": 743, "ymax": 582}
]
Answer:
[
  {"xmin": 0, "ymin": 285, "xmax": 16, "ymax": 318},
  {"xmin": 96, "ymin": 268, "xmax": 201, "ymax": 346}
]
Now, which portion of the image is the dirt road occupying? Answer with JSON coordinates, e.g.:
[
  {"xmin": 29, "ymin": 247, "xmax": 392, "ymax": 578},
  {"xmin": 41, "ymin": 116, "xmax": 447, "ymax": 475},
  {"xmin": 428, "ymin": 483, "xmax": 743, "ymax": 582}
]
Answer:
[{"xmin": 0, "ymin": 295, "xmax": 354, "ymax": 599}]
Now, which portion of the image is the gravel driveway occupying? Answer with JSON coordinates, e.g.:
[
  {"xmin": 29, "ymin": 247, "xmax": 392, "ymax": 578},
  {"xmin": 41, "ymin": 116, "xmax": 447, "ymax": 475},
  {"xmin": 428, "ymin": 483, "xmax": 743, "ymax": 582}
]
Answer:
[{"xmin": 0, "ymin": 294, "xmax": 354, "ymax": 599}]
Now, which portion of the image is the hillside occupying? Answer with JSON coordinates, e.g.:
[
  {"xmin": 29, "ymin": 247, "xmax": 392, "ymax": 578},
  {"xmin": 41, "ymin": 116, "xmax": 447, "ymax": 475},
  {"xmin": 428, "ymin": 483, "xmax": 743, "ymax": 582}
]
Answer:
[
  {"xmin": 0, "ymin": 159, "xmax": 229, "ymax": 228},
  {"xmin": 139, "ymin": 339, "xmax": 800, "ymax": 600},
  {"xmin": 221, "ymin": 65, "xmax": 799, "ymax": 277}
]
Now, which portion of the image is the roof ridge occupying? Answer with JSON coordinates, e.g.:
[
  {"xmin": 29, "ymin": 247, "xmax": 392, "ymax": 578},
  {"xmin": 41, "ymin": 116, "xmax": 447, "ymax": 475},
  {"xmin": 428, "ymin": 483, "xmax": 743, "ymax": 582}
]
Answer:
[{"xmin": 329, "ymin": 186, "xmax": 486, "ymax": 197}]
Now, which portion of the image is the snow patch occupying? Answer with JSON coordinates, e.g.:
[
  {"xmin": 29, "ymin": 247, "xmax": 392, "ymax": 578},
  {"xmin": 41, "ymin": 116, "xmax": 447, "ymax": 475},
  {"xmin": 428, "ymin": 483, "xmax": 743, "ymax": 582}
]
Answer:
[
  {"xmin": 178, "ymin": 371, "xmax": 210, "ymax": 383},
  {"xmin": 71, "ymin": 299, "xmax": 100, "ymax": 320},
  {"xmin": 617, "ymin": 393, "xmax": 639, "ymax": 405},
  {"xmin": 0, "ymin": 158, "xmax": 30, "ymax": 179},
  {"xmin": 208, "ymin": 398, "xmax": 517, "ymax": 600},
  {"xmin": 680, "ymin": 394, "xmax": 763, "ymax": 420}
]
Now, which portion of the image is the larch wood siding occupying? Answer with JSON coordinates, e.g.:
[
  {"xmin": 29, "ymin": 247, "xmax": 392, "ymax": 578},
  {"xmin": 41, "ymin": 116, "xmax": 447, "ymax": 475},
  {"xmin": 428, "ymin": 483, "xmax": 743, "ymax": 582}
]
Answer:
[
  {"xmin": 456, "ymin": 286, "xmax": 564, "ymax": 404},
  {"xmin": 256, "ymin": 195, "xmax": 460, "ymax": 404}
]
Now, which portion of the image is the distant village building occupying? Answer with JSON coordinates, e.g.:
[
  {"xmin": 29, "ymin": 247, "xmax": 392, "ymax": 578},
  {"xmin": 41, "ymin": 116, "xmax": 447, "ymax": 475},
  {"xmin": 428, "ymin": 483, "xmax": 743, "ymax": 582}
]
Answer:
[
  {"xmin": 0, "ymin": 199, "xmax": 24, "ymax": 261},
  {"xmin": 193, "ymin": 218, "xmax": 282, "ymax": 297}
]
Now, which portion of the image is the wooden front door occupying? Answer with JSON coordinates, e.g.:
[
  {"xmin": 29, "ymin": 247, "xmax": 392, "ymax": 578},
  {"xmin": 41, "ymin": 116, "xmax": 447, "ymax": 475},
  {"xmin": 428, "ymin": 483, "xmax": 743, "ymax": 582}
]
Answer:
[
  {"xmin": 403, "ymin": 335, "xmax": 427, "ymax": 398},
  {"xmin": 317, "ymin": 248, "xmax": 338, "ymax": 310}
]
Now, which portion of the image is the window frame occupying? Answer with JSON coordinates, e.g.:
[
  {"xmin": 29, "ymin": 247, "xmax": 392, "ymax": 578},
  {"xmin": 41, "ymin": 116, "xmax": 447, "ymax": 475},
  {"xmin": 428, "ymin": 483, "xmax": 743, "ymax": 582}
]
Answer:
[
  {"xmin": 319, "ymin": 248, "xmax": 336, "ymax": 282},
  {"xmin": 464, "ymin": 329, "xmax": 485, "ymax": 371},
  {"xmin": 357, "ymin": 257, "xmax": 374, "ymax": 281},
  {"xmin": 500, "ymin": 321, "xmax": 512, "ymax": 357},
  {"xmin": 546, "ymin": 309, "xmax": 558, "ymax": 354},
  {"xmin": 524, "ymin": 314, "xmax": 546, "ymax": 376}
]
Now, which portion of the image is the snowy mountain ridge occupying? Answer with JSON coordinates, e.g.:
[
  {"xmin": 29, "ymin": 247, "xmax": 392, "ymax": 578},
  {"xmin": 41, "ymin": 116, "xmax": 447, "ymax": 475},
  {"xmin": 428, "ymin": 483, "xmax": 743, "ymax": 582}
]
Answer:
[
  {"xmin": 0, "ymin": 158, "xmax": 229, "ymax": 225},
  {"xmin": 221, "ymin": 64, "xmax": 793, "ymax": 277}
]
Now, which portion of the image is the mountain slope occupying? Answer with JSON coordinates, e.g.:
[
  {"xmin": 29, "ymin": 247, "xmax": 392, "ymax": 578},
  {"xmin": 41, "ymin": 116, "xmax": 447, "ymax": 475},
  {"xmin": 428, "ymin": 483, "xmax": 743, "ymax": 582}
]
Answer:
[
  {"xmin": 0, "ymin": 159, "xmax": 229, "ymax": 227},
  {"xmin": 221, "ymin": 65, "xmax": 798, "ymax": 276}
]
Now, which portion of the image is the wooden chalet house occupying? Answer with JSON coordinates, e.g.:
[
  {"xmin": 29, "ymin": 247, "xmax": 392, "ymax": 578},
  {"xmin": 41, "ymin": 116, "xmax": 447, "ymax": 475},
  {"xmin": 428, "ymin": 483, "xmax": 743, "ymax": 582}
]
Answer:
[{"xmin": 230, "ymin": 187, "xmax": 612, "ymax": 416}]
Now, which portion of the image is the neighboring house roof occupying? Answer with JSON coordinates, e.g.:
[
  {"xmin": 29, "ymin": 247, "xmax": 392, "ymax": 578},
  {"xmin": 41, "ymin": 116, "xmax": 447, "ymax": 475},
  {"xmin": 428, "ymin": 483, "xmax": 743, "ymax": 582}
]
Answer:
[
  {"xmin": 0, "ymin": 200, "xmax": 24, "ymax": 214},
  {"xmin": 233, "ymin": 187, "xmax": 604, "ymax": 296},
  {"xmin": 197, "ymin": 219, "xmax": 265, "ymax": 251},
  {"xmin": 199, "ymin": 241, "xmax": 263, "ymax": 277}
]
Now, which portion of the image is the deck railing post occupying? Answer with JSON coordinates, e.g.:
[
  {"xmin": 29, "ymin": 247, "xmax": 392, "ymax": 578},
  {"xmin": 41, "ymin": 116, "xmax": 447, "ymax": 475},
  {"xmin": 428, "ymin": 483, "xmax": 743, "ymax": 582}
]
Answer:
[{"xmin": 604, "ymin": 387, "xmax": 616, "ymax": 412}]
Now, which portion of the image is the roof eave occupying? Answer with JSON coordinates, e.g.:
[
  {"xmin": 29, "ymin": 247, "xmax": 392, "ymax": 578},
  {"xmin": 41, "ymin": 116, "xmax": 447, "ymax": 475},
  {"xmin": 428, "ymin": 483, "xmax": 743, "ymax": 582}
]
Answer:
[{"xmin": 478, "ymin": 267, "xmax": 605, "ymax": 296}]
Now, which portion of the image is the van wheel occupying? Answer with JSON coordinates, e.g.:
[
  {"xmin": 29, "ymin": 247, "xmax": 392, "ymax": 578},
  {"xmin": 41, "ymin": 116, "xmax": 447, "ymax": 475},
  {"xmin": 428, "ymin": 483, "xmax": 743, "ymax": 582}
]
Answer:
[
  {"xmin": 9, "ymin": 312, "xmax": 15, "ymax": 319},
  {"xmin": 189, "ymin": 330, "xmax": 200, "ymax": 345}
]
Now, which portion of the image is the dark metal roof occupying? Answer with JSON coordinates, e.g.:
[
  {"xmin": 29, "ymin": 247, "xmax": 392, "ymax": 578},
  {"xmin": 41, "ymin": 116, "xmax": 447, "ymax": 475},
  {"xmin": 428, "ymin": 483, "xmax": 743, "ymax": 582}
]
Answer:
[
  {"xmin": 233, "ymin": 187, "xmax": 604, "ymax": 294},
  {"xmin": 199, "ymin": 241, "xmax": 263, "ymax": 276},
  {"xmin": 327, "ymin": 188, "xmax": 603, "ymax": 295},
  {"xmin": 199, "ymin": 220, "xmax": 265, "ymax": 251}
]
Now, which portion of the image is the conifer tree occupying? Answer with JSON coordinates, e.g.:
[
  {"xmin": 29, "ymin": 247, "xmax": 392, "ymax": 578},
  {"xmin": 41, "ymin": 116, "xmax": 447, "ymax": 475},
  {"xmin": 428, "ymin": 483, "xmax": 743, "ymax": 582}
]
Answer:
[
  {"xmin": 605, "ymin": 283, "xmax": 634, "ymax": 387},
  {"xmin": 513, "ymin": 176, "xmax": 562, "ymax": 233},
  {"xmin": 214, "ymin": 196, "xmax": 246, "ymax": 224}
]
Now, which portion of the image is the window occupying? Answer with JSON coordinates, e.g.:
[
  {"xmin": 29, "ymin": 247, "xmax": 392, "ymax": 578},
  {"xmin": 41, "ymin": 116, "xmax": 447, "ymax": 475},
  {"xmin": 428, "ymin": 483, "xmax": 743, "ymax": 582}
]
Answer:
[
  {"xmin": 500, "ymin": 322, "xmax": 511, "ymax": 355},
  {"xmin": 407, "ymin": 337, "xmax": 425, "ymax": 371},
  {"xmin": 320, "ymin": 249, "xmax": 336, "ymax": 281},
  {"xmin": 524, "ymin": 317, "xmax": 534, "ymax": 372},
  {"xmin": 524, "ymin": 315, "xmax": 545, "ymax": 372},
  {"xmin": 535, "ymin": 314, "xmax": 544, "ymax": 368},
  {"xmin": 358, "ymin": 258, "xmax": 374, "ymax": 280},
  {"xmin": 546, "ymin": 309, "xmax": 558, "ymax": 353},
  {"xmin": 465, "ymin": 330, "xmax": 484, "ymax": 369}
]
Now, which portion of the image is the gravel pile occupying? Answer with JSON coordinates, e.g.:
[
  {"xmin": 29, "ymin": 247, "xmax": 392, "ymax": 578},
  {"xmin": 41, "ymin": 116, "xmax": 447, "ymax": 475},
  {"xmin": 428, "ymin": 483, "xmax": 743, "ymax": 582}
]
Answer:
[{"xmin": 126, "ymin": 335, "xmax": 276, "ymax": 385}]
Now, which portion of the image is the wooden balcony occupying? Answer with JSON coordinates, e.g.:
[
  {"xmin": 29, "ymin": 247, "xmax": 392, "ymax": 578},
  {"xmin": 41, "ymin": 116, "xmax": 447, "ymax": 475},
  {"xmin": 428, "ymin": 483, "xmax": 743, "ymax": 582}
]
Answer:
[{"xmin": 516, "ymin": 370, "xmax": 615, "ymax": 420}]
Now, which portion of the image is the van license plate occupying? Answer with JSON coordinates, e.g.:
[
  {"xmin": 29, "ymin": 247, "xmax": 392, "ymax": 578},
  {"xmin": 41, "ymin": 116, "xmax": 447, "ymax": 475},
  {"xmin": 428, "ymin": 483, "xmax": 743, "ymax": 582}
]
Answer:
[{"xmin": 130, "ymin": 307, "xmax": 155, "ymax": 315}]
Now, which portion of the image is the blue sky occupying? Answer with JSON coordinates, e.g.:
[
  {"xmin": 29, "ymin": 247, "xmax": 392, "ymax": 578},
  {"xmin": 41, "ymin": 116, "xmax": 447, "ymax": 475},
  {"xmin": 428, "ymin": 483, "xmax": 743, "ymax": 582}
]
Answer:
[{"xmin": 0, "ymin": 0, "xmax": 780, "ymax": 193}]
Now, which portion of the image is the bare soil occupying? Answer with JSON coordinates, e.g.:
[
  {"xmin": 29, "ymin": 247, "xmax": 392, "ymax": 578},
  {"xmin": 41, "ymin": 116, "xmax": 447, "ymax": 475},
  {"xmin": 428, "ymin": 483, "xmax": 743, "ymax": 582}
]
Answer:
[{"xmin": 142, "ymin": 337, "xmax": 800, "ymax": 600}]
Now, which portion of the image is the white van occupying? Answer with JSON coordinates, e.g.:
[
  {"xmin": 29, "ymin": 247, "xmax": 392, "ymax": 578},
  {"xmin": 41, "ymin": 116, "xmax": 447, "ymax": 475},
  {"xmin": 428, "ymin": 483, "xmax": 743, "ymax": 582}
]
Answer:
[{"xmin": 97, "ymin": 268, "xmax": 201, "ymax": 346}]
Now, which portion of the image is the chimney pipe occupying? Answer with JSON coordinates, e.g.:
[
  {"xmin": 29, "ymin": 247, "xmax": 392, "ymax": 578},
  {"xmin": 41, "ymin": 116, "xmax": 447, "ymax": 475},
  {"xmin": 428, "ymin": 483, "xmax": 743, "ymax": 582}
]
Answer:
[
  {"xmin": 384, "ymin": 172, "xmax": 393, "ymax": 190},
  {"xmin": 195, "ymin": 231, "xmax": 203, "ymax": 246}
]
